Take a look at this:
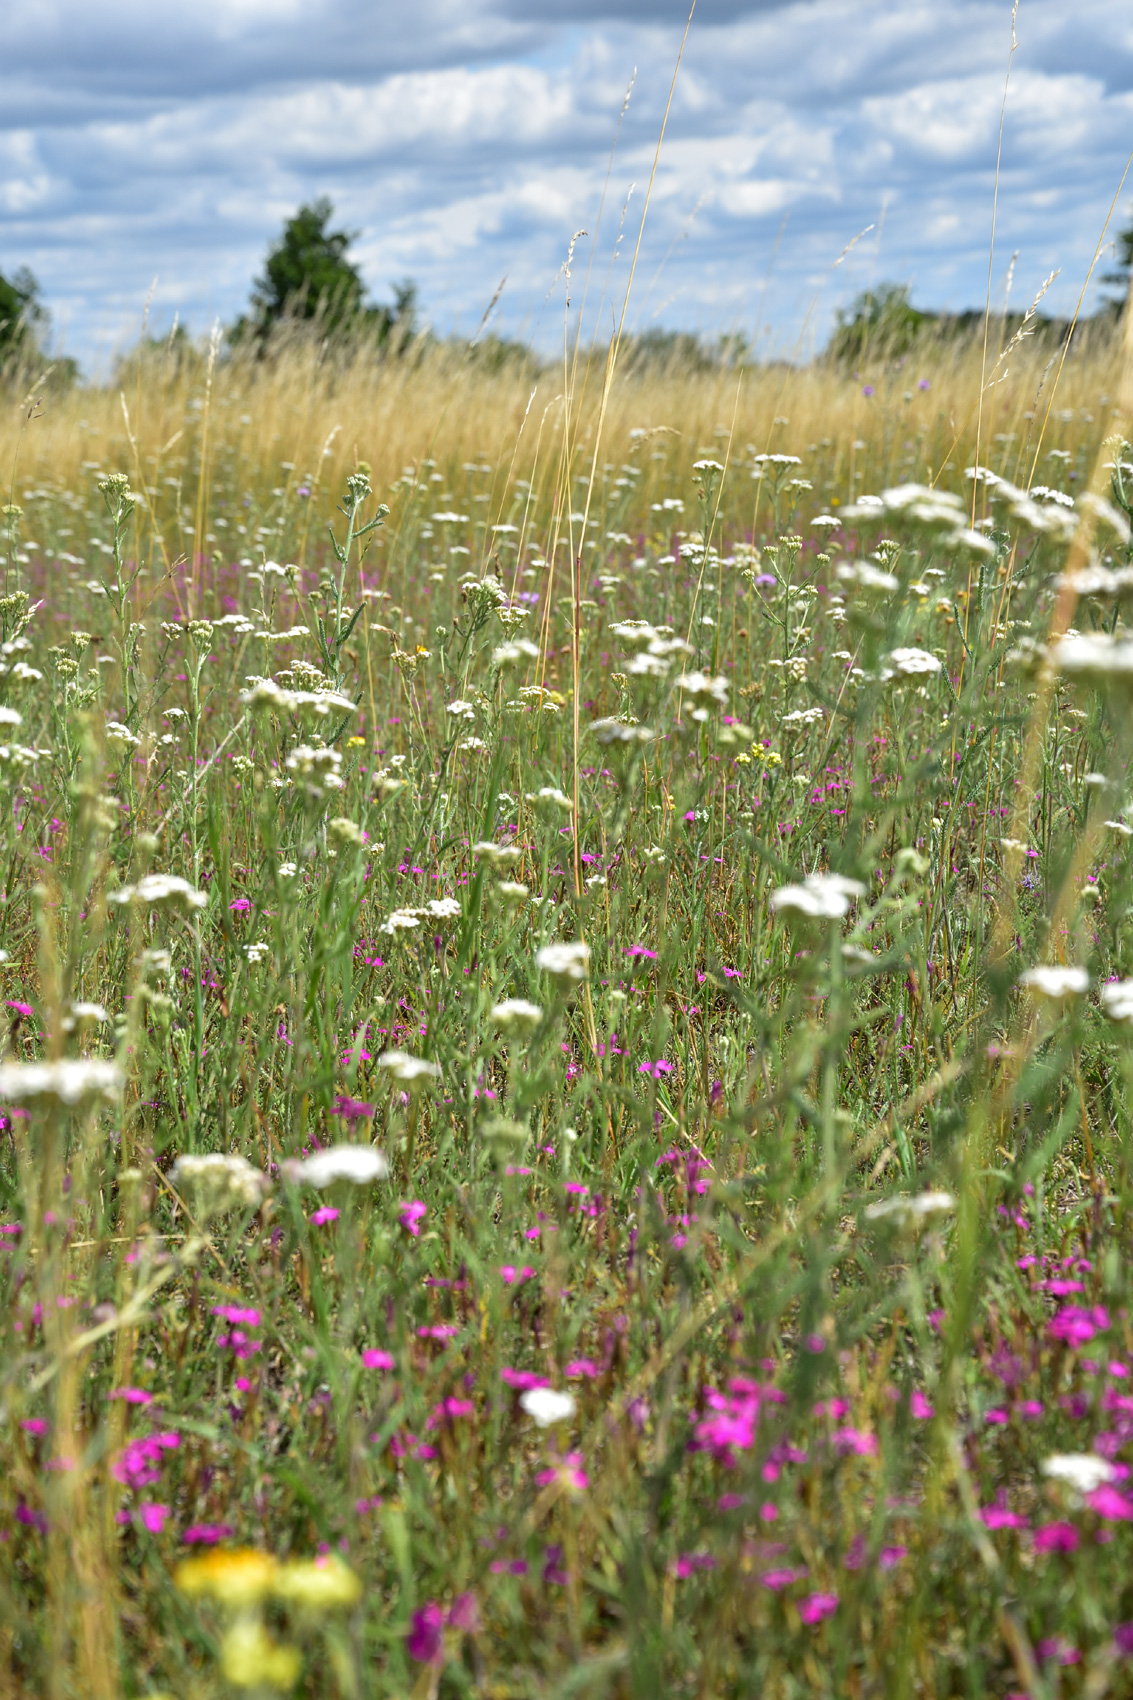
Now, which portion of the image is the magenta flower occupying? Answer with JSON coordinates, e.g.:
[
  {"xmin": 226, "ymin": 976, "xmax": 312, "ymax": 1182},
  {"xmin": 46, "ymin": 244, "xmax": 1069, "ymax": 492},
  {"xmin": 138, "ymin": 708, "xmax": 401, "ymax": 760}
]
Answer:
[
  {"xmin": 910, "ymin": 1390, "xmax": 934, "ymax": 1419},
  {"xmin": 759, "ymin": 1566, "xmax": 808, "ymax": 1591},
  {"xmin": 674, "ymin": 1552, "xmax": 717, "ymax": 1578},
  {"xmin": 1048, "ymin": 1305, "xmax": 1109, "ymax": 1347},
  {"xmin": 139, "ymin": 1502, "xmax": 168, "ymax": 1534},
  {"xmin": 1033, "ymin": 1522, "xmax": 1080, "ymax": 1554},
  {"xmin": 447, "ymin": 1592, "xmax": 480, "ymax": 1633},
  {"xmin": 499, "ymin": 1265, "xmax": 536, "ymax": 1285},
  {"xmin": 831, "ymin": 1425, "xmax": 877, "ymax": 1456},
  {"xmin": 362, "ymin": 1348, "xmax": 395, "ymax": 1371},
  {"xmin": 228, "ymin": 898, "xmax": 251, "ymax": 912},
  {"xmin": 210, "ymin": 1305, "xmax": 261, "ymax": 1326},
  {"xmin": 109, "ymin": 1388, "xmax": 153, "ymax": 1405},
  {"xmin": 564, "ymin": 1359, "xmax": 600, "ymax": 1380},
  {"xmin": 426, "ymin": 1397, "xmax": 475, "ymax": 1430},
  {"xmin": 1086, "ymin": 1485, "xmax": 1133, "ymax": 1521},
  {"xmin": 878, "ymin": 1546, "xmax": 906, "ymax": 1570},
  {"xmin": 624, "ymin": 944, "xmax": 658, "ymax": 960},
  {"xmin": 1114, "ymin": 1622, "xmax": 1133, "ymax": 1656},
  {"xmin": 501, "ymin": 1367, "xmax": 549, "ymax": 1391},
  {"xmin": 182, "ymin": 1523, "xmax": 234, "ymax": 1544},
  {"xmin": 798, "ymin": 1591, "xmax": 839, "ymax": 1625},
  {"xmin": 400, "ymin": 1200, "xmax": 427, "ymax": 1236},
  {"xmin": 407, "ymin": 1601, "xmax": 446, "ymax": 1665},
  {"xmin": 535, "ymin": 1451, "xmax": 589, "ymax": 1491},
  {"xmin": 310, "ymin": 1206, "xmax": 339, "ymax": 1226},
  {"xmin": 979, "ymin": 1498, "xmax": 1028, "ymax": 1531}
]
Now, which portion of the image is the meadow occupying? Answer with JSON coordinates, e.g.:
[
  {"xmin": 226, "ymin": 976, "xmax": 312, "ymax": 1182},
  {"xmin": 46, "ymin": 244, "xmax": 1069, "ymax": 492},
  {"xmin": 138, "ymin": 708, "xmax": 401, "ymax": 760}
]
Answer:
[{"xmin": 1, "ymin": 307, "xmax": 1133, "ymax": 1698}]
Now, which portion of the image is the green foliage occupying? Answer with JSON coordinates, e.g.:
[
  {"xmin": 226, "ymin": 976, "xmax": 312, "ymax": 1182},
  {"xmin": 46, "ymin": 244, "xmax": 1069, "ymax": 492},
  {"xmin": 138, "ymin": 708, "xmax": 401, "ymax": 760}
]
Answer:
[
  {"xmin": 828, "ymin": 283, "xmax": 931, "ymax": 366},
  {"xmin": 0, "ymin": 265, "xmax": 44, "ymax": 363},
  {"xmin": 1, "ymin": 366, "xmax": 1132, "ymax": 1696},
  {"xmin": 232, "ymin": 198, "xmax": 418, "ymax": 348}
]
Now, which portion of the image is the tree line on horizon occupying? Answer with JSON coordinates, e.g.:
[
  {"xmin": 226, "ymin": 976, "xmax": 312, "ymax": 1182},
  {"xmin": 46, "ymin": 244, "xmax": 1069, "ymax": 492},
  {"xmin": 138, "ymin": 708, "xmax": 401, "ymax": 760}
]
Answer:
[{"xmin": 1, "ymin": 196, "xmax": 1132, "ymax": 385}]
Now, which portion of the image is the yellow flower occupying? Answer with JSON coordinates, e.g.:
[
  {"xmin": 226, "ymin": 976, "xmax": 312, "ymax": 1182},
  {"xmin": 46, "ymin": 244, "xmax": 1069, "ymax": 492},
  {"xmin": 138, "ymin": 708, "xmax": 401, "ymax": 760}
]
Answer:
[
  {"xmin": 274, "ymin": 1554, "xmax": 363, "ymax": 1611},
  {"xmin": 175, "ymin": 1548, "xmax": 279, "ymax": 1607},
  {"xmin": 346, "ymin": 734, "xmax": 366, "ymax": 748},
  {"xmin": 219, "ymin": 1617, "xmax": 301, "ymax": 1691}
]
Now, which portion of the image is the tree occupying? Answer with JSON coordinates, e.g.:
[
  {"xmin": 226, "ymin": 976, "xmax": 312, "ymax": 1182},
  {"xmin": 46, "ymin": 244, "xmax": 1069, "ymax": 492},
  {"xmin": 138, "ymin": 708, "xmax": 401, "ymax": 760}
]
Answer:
[
  {"xmin": 234, "ymin": 198, "xmax": 417, "ymax": 346},
  {"xmin": 0, "ymin": 265, "xmax": 45, "ymax": 364},
  {"xmin": 1102, "ymin": 213, "xmax": 1133, "ymax": 307},
  {"xmin": 827, "ymin": 283, "xmax": 930, "ymax": 366}
]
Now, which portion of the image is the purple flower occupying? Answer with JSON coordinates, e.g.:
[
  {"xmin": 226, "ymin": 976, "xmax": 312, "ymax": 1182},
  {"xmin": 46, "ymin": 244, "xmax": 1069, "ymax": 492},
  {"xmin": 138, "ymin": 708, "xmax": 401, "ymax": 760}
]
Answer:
[
  {"xmin": 399, "ymin": 1200, "xmax": 427, "ymax": 1237},
  {"xmin": 798, "ymin": 1591, "xmax": 839, "ymax": 1624},
  {"xmin": 310, "ymin": 1206, "xmax": 339, "ymax": 1226},
  {"xmin": 759, "ymin": 1566, "xmax": 808, "ymax": 1591},
  {"xmin": 139, "ymin": 1502, "xmax": 168, "ymax": 1534},
  {"xmin": 447, "ymin": 1591, "xmax": 480, "ymax": 1633},
  {"xmin": 362, "ymin": 1348, "xmax": 395, "ymax": 1370},
  {"xmin": 1114, "ymin": 1622, "xmax": 1133, "ymax": 1656},
  {"xmin": 862, "ymin": 385, "xmax": 875, "ymax": 397},
  {"xmin": 1033, "ymin": 1521, "xmax": 1080, "ymax": 1554},
  {"xmin": 109, "ymin": 1388, "xmax": 153, "ymax": 1405},
  {"xmin": 182, "ymin": 1523, "xmax": 233, "ymax": 1545},
  {"xmin": 918, "ymin": 378, "xmax": 930, "ymax": 390},
  {"xmin": 878, "ymin": 1546, "xmax": 906, "ymax": 1570},
  {"xmin": 407, "ymin": 1601, "xmax": 445, "ymax": 1665}
]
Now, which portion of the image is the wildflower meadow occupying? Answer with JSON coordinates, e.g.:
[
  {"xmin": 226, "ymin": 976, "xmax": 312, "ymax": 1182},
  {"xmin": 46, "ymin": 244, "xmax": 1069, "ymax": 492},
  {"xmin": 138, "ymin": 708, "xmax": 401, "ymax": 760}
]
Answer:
[{"xmin": 2, "ymin": 306, "xmax": 1133, "ymax": 1698}]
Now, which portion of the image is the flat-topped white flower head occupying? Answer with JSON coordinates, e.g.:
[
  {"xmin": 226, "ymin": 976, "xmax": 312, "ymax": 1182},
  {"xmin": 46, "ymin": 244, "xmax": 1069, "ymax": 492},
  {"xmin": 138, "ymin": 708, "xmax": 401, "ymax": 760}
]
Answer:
[
  {"xmin": 883, "ymin": 647, "xmax": 942, "ymax": 680},
  {"xmin": 378, "ymin": 1049, "xmax": 441, "ymax": 1083},
  {"xmin": 1019, "ymin": 964, "xmax": 1089, "ymax": 1001},
  {"xmin": 1101, "ymin": 980, "xmax": 1133, "ymax": 1025},
  {"xmin": 536, "ymin": 941, "xmax": 590, "ymax": 984},
  {"xmin": 1041, "ymin": 1454, "xmax": 1115, "ymax": 1495},
  {"xmin": 520, "ymin": 1387, "xmax": 577, "ymax": 1427},
  {"xmin": 864, "ymin": 1191, "xmax": 956, "ymax": 1227},
  {"xmin": 171, "ymin": 1152, "xmax": 269, "ymax": 1211},
  {"xmin": 770, "ymin": 873, "xmax": 865, "ymax": 920},
  {"xmin": 290, "ymin": 1145, "xmax": 390, "ymax": 1188},
  {"xmin": 0, "ymin": 1057, "xmax": 123, "ymax": 1106},
  {"xmin": 491, "ymin": 997, "xmax": 543, "ymax": 1034}
]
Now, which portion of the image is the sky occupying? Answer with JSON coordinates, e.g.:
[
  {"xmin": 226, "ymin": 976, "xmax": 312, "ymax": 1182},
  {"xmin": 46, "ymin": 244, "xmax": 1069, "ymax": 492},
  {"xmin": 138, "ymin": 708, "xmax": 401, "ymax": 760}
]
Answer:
[{"xmin": 1, "ymin": 0, "xmax": 1131, "ymax": 373}]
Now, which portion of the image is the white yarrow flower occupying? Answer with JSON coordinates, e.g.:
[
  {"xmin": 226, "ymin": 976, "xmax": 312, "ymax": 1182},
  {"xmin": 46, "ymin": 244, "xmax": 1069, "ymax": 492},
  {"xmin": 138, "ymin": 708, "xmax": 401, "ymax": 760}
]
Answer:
[
  {"xmin": 491, "ymin": 997, "xmax": 543, "ymax": 1033},
  {"xmin": 769, "ymin": 873, "xmax": 865, "ymax": 920},
  {"xmin": 289, "ymin": 1144, "xmax": 390, "ymax": 1187},
  {"xmin": 520, "ymin": 1387, "xmax": 577, "ymax": 1427},
  {"xmin": 1041, "ymin": 1454, "xmax": 1115, "ymax": 1495},
  {"xmin": 864, "ymin": 1191, "xmax": 956, "ymax": 1226},
  {"xmin": 535, "ymin": 940, "xmax": 590, "ymax": 984},
  {"xmin": 378, "ymin": 1049, "xmax": 441, "ymax": 1082},
  {"xmin": 1100, "ymin": 980, "xmax": 1133, "ymax": 1025},
  {"xmin": 0, "ymin": 1057, "xmax": 123, "ymax": 1106},
  {"xmin": 1019, "ymin": 964, "xmax": 1089, "ymax": 1000}
]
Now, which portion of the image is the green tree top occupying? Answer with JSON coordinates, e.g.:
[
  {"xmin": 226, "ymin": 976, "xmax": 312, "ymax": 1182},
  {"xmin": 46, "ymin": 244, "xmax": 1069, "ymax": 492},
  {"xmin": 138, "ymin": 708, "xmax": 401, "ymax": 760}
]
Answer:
[
  {"xmin": 828, "ymin": 283, "xmax": 929, "ymax": 366},
  {"xmin": 1102, "ymin": 213, "xmax": 1133, "ymax": 306},
  {"xmin": 0, "ymin": 265, "xmax": 45, "ymax": 363},
  {"xmin": 236, "ymin": 197, "xmax": 417, "ymax": 345}
]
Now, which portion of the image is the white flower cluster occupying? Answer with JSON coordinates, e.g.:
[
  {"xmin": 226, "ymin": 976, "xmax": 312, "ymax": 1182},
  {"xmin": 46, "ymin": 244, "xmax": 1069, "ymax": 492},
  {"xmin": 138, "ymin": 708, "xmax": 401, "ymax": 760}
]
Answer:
[
  {"xmin": 770, "ymin": 872, "xmax": 865, "ymax": 920},
  {"xmin": 170, "ymin": 1152, "xmax": 269, "ymax": 1212},
  {"xmin": 0, "ymin": 1057, "xmax": 123, "ymax": 1106},
  {"xmin": 536, "ymin": 940, "xmax": 590, "ymax": 984},
  {"xmin": 109, "ymin": 874, "xmax": 208, "ymax": 913}
]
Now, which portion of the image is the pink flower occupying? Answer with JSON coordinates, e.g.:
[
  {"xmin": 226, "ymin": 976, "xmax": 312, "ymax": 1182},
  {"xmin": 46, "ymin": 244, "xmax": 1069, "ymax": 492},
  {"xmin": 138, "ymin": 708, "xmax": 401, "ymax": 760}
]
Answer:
[
  {"xmin": 399, "ymin": 1200, "xmax": 427, "ymax": 1236},
  {"xmin": 759, "ymin": 1566, "xmax": 808, "ymax": 1591},
  {"xmin": 910, "ymin": 1390, "xmax": 934, "ymax": 1420},
  {"xmin": 535, "ymin": 1451, "xmax": 588, "ymax": 1492},
  {"xmin": 831, "ymin": 1425, "xmax": 877, "ymax": 1456},
  {"xmin": 1033, "ymin": 1522, "xmax": 1080, "ymax": 1554},
  {"xmin": 108, "ymin": 1388, "xmax": 153, "ymax": 1405},
  {"xmin": 139, "ymin": 1503, "xmax": 168, "ymax": 1534},
  {"xmin": 446, "ymin": 1592, "xmax": 480, "ymax": 1634},
  {"xmin": 798, "ymin": 1592, "xmax": 839, "ymax": 1624},
  {"xmin": 407, "ymin": 1601, "xmax": 445, "ymax": 1665},
  {"xmin": 878, "ymin": 1546, "xmax": 906, "ymax": 1570},
  {"xmin": 501, "ymin": 1367, "xmax": 549, "ymax": 1391},
  {"xmin": 673, "ymin": 1552, "xmax": 717, "ymax": 1578},
  {"xmin": 1048, "ymin": 1305, "xmax": 1109, "ymax": 1347},
  {"xmin": 564, "ymin": 1359, "xmax": 600, "ymax": 1380},
  {"xmin": 182, "ymin": 1523, "xmax": 233, "ymax": 1545},
  {"xmin": 980, "ymin": 1500, "xmax": 1028, "ymax": 1531},
  {"xmin": 310, "ymin": 1206, "xmax": 339, "ymax": 1226},
  {"xmin": 362, "ymin": 1348, "xmax": 395, "ymax": 1371},
  {"xmin": 1086, "ymin": 1485, "xmax": 1133, "ymax": 1521},
  {"xmin": 210, "ymin": 1305, "xmax": 261, "ymax": 1326},
  {"xmin": 499, "ymin": 1265, "xmax": 536, "ymax": 1285}
]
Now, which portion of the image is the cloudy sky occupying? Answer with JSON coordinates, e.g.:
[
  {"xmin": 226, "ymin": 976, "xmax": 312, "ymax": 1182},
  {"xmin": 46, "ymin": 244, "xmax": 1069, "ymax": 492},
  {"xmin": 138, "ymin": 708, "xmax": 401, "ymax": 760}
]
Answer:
[{"xmin": 1, "ymin": 0, "xmax": 1131, "ymax": 372}]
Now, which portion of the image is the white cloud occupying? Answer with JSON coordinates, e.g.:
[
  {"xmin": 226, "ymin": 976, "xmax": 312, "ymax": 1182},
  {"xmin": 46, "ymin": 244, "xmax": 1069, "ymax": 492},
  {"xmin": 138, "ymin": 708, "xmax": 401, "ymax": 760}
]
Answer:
[{"xmin": 0, "ymin": 0, "xmax": 1129, "ymax": 370}]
